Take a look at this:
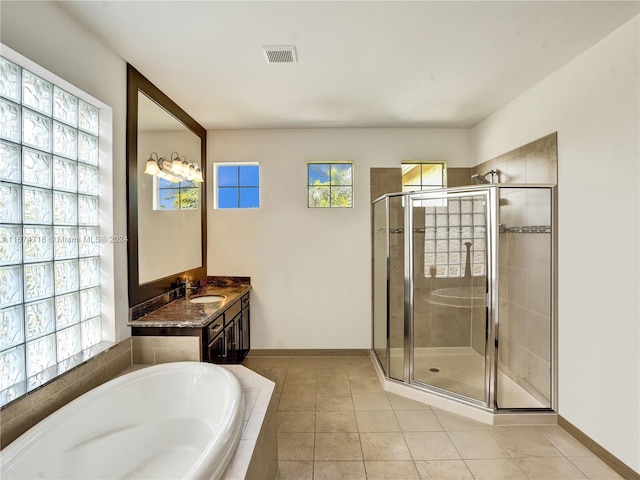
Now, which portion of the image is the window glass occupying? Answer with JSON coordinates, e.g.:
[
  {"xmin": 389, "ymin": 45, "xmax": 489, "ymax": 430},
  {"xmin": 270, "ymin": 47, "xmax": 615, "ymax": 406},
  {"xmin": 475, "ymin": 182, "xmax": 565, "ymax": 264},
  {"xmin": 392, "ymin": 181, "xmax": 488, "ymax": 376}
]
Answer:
[
  {"xmin": 308, "ymin": 162, "xmax": 353, "ymax": 208},
  {"xmin": 215, "ymin": 163, "xmax": 260, "ymax": 209},
  {"xmin": 402, "ymin": 162, "xmax": 446, "ymax": 192},
  {"xmin": 0, "ymin": 54, "xmax": 104, "ymax": 406}
]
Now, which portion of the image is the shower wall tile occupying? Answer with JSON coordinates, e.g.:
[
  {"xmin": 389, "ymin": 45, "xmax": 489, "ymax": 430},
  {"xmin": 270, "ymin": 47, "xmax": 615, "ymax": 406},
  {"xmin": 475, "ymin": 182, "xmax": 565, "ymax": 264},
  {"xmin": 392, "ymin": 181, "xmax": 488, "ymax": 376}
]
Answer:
[
  {"xmin": 526, "ymin": 310, "xmax": 551, "ymax": 361},
  {"xmin": 525, "ymin": 270, "xmax": 551, "ymax": 317},
  {"xmin": 507, "ymin": 234, "xmax": 527, "ymax": 269},
  {"xmin": 370, "ymin": 168, "xmax": 402, "ymax": 202},
  {"xmin": 0, "ymin": 338, "xmax": 132, "ymax": 448},
  {"xmin": 526, "ymin": 352, "xmax": 551, "ymax": 404},
  {"xmin": 473, "ymin": 132, "xmax": 557, "ymax": 186},
  {"xmin": 525, "ymin": 235, "xmax": 551, "ymax": 273},
  {"xmin": 507, "ymin": 267, "xmax": 526, "ymax": 306},
  {"xmin": 447, "ymin": 168, "xmax": 473, "ymax": 187},
  {"xmin": 506, "ymin": 304, "xmax": 526, "ymax": 345},
  {"xmin": 526, "ymin": 189, "xmax": 552, "ymax": 226}
]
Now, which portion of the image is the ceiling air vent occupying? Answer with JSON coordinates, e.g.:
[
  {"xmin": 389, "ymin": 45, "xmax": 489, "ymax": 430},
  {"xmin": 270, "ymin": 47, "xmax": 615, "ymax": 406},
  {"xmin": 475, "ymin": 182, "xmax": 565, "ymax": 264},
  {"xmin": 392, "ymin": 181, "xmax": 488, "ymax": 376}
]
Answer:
[{"xmin": 263, "ymin": 45, "xmax": 297, "ymax": 64}]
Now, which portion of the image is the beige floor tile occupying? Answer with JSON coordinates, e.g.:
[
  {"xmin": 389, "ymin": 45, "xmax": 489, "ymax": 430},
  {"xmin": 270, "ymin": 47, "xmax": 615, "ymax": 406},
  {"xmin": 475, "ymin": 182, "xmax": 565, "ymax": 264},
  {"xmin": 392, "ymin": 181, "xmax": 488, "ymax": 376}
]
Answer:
[
  {"xmin": 278, "ymin": 460, "xmax": 313, "ymax": 480},
  {"xmin": 352, "ymin": 392, "xmax": 392, "ymax": 411},
  {"xmin": 414, "ymin": 460, "xmax": 475, "ymax": 480},
  {"xmin": 282, "ymin": 377, "xmax": 317, "ymax": 394},
  {"xmin": 243, "ymin": 356, "xmax": 291, "ymax": 368},
  {"xmin": 355, "ymin": 410, "xmax": 400, "ymax": 432},
  {"xmin": 252, "ymin": 366, "xmax": 287, "ymax": 392},
  {"xmin": 465, "ymin": 459, "xmax": 527, "ymax": 479},
  {"xmin": 316, "ymin": 411, "xmax": 358, "ymax": 433},
  {"xmin": 447, "ymin": 430, "xmax": 510, "ymax": 459},
  {"xmin": 364, "ymin": 460, "xmax": 420, "ymax": 480},
  {"xmin": 489, "ymin": 426, "xmax": 563, "ymax": 458},
  {"xmin": 388, "ymin": 393, "xmax": 430, "ymax": 411},
  {"xmin": 313, "ymin": 461, "xmax": 366, "ymax": 480},
  {"xmin": 317, "ymin": 367, "xmax": 350, "ymax": 380},
  {"xmin": 537, "ymin": 425, "xmax": 594, "ymax": 457},
  {"xmin": 395, "ymin": 410, "xmax": 443, "ymax": 432},
  {"xmin": 278, "ymin": 411, "xmax": 316, "ymax": 432},
  {"xmin": 514, "ymin": 457, "xmax": 588, "ymax": 479},
  {"xmin": 348, "ymin": 365, "xmax": 380, "ymax": 380},
  {"xmin": 359, "ymin": 432, "xmax": 412, "ymax": 461},
  {"xmin": 349, "ymin": 377, "xmax": 385, "ymax": 394},
  {"xmin": 278, "ymin": 432, "xmax": 315, "ymax": 461},
  {"xmin": 286, "ymin": 367, "xmax": 318, "ymax": 381},
  {"xmin": 432, "ymin": 408, "xmax": 487, "ymax": 431},
  {"xmin": 317, "ymin": 376, "xmax": 351, "ymax": 394},
  {"xmin": 316, "ymin": 393, "xmax": 354, "ymax": 411},
  {"xmin": 278, "ymin": 393, "xmax": 316, "ymax": 411},
  {"xmin": 567, "ymin": 456, "xmax": 624, "ymax": 480},
  {"xmin": 289, "ymin": 357, "xmax": 348, "ymax": 368},
  {"xmin": 315, "ymin": 432, "xmax": 363, "ymax": 461},
  {"xmin": 404, "ymin": 432, "xmax": 461, "ymax": 460}
]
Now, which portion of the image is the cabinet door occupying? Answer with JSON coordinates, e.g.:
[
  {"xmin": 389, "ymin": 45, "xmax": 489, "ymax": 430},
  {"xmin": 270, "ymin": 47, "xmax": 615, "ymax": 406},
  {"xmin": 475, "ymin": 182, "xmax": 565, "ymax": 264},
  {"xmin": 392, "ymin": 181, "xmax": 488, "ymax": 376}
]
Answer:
[
  {"xmin": 208, "ymin": 332, "xmax": 226, "ymax": 364},
  {"xmin": 239, "ymin": 307, "xmax": 250, "ymax": 355},
  {"xmin": 225, "ymin": 318, "xmax": 237, "ymax": 363}
]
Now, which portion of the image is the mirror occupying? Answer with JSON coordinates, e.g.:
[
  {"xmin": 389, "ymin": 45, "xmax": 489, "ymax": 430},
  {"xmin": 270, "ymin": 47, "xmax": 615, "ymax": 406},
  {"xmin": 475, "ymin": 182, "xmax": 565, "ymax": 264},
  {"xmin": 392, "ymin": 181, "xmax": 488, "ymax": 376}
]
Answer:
[{"xmin": 126, "ymin": 65, "xmax": 207, "ymax": 306}]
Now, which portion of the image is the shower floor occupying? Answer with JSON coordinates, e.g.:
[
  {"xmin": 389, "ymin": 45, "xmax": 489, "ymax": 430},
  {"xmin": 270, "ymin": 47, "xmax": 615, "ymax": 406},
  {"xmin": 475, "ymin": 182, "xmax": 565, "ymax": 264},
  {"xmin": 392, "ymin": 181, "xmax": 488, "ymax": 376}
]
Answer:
[{"xmin": 388, "ymin": 347, "xmax": 546, "ymax": 409}]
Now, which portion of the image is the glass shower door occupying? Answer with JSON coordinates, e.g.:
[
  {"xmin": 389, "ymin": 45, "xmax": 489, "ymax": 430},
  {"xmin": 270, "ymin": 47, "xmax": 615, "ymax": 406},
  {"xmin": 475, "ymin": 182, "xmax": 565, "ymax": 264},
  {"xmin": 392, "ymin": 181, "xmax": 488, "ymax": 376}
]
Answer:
[
  {"xmin": 372, "ymin": 198, "xmax": 388, "ymax": 375},
  {"xmin": 409, "ymin": 189, "xmax": 493, "ymax": 405}
]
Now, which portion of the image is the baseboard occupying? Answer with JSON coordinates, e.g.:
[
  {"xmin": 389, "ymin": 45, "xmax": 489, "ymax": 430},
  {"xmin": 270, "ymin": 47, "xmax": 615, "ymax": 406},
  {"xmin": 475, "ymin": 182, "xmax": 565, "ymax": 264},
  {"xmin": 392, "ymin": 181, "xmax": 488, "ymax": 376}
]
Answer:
[
  {"xmin": 558, "ymin": 415, "xmax": 640, "ymax": 480},
  {"xmin": 247, "ymin": 349, "xmax": 370, "ymax": 357}
]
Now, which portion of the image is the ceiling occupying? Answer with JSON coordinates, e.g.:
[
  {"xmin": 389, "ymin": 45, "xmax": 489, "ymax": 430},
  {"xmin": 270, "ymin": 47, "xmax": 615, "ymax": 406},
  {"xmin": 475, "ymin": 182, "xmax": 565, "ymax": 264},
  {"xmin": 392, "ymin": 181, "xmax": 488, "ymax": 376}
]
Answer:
[{"xmin": 59, "ymin": 1, "xmax": 639, "ymax": 130}]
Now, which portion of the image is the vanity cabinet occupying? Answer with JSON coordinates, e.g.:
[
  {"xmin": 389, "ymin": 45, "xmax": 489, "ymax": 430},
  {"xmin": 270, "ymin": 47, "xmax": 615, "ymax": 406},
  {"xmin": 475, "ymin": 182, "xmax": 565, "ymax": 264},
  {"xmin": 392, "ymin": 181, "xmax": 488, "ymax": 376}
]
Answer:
[{"xmin": 207, "ymin": 293, "xmax": 250, "ymax": 364}]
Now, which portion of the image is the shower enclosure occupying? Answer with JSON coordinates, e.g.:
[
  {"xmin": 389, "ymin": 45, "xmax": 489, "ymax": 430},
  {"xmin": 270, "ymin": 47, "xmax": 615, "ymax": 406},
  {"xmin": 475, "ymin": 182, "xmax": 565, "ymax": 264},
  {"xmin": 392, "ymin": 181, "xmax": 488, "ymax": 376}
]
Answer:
[{"xmin": 372, "ymin": 184, "xmax": 556, "ymax": 413}]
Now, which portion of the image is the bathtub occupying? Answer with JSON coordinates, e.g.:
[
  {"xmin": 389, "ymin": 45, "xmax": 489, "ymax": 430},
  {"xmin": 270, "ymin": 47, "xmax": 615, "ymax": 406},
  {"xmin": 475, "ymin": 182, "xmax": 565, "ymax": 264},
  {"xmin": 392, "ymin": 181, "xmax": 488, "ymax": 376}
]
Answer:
[{"xmin": 1, "ymin": 362, "xmax": 245, "ymax": 480}]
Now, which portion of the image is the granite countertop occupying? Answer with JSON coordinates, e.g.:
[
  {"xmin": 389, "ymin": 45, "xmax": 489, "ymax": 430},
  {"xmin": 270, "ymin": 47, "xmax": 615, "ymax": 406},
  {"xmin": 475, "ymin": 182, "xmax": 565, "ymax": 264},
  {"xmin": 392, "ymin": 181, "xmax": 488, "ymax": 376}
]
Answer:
[{"xmin": 128, "ymin": 279, "xmax": 251, "ymax": 328}]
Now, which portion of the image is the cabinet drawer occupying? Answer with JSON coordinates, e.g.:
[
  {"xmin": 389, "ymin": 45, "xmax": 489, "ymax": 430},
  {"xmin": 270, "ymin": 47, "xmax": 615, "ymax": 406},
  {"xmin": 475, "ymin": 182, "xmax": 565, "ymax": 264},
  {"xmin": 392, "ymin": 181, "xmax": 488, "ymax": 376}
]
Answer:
[
  {"xmin": 241, "ymin": 294, "xmax": 250, "ymax": 309},
  {"xmin": 207, "ymin": 316, "xmax": 224, "ymax": 340},
  {"xmin": 224, "ymin": 300, "xmax": 241, "ymax": 324}
]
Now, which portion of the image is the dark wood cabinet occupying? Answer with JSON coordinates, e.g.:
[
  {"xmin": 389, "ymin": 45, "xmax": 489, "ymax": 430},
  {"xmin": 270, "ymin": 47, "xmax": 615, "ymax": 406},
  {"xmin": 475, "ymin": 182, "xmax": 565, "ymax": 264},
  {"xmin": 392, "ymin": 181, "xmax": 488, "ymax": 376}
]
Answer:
[
  {"xmin": 131, "ymin": 291, "xmax": 250, "ymax": 364},
  {"xmin": 206, "ymin": 293, "xmax": 250, "ymax": 364}
]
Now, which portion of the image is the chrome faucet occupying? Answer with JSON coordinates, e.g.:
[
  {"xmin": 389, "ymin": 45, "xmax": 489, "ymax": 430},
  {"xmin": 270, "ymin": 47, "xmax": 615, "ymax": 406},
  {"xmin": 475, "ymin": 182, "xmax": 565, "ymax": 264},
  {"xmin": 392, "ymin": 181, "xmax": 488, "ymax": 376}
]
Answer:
[{"xmin": 182, "ymin": 277, "xmax": 198, "ymax": 300}]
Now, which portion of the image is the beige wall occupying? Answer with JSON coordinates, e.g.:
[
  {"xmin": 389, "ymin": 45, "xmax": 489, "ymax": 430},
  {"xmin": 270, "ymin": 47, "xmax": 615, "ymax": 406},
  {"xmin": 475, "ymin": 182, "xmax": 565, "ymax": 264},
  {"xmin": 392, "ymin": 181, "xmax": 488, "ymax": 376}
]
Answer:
[
  {"xmin": 472, "ymin": 16, "xmax": 640, "ymax": 473},
  {"xmin": 207, "ymin": 128, "xmax": 472, "ymax": 350}
]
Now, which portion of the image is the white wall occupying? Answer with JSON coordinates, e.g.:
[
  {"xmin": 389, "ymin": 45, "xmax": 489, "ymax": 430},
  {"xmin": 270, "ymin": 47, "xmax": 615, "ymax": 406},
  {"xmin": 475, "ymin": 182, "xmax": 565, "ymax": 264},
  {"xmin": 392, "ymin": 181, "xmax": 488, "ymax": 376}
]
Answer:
[
  {"xmin": 207, "ymin": 128, "xmax": 471, "ymax": 349},
  {"xmin": 471, "ymin": 16, "xmax": 640, "ymax": 473},
  {"xmin": 1, "ymin": 1, "xmax": 130, "ymax": 340}
]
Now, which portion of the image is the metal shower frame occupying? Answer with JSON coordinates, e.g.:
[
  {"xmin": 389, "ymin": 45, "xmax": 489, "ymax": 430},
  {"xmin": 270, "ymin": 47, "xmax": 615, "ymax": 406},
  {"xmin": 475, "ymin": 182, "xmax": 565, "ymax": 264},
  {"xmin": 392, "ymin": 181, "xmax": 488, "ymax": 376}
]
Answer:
[{"xmin": 371, "ymin": 184, "xmax": 558, "ymax": 414}]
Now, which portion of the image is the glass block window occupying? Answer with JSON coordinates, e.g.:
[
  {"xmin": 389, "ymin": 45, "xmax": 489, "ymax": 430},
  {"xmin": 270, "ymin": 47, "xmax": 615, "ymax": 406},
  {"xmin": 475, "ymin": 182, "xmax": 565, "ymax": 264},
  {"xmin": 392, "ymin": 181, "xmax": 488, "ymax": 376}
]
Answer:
[
  {"xmin": 402, "ymin": 162, "xmax": 446, "ymax": 192},
  {"xmin": 0, "ymin": 55, "xmax": 102, "ymax": 406},
  {"xmin": 157, "ymin": 177, "xmax": 199, "ymax": 210},
  {"xmin": 308, "ymin": 163, "xmax": 353, "ymax": 208},
  {"xmin": 215, "ymin": 163, "xmax": 260, "ymax": 209},
  {"xmin": 423, "ymin": 196, "xmax": 486, "ymax": 278}
]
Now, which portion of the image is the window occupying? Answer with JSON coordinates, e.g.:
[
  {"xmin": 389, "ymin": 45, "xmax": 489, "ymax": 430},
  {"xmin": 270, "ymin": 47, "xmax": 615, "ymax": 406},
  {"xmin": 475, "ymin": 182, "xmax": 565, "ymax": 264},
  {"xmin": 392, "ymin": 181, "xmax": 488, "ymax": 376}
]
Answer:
[
  {"xmin": 215, "ymin": 163, "xmax": 259, "ymax": 209},
  {"xmin": 0, "ymin": 52, "xmax": 110, "ymax": 406},
  {"xmin": 157, "ymin": 177, "xmax": 199, "ymax": 210},
  {"xmin": 308, "ymin": 162, "xmax": 353, "ymax": 208},
  {"xmin": 402, "ymin": 161, "xmax": 446, "ymax": 192}
]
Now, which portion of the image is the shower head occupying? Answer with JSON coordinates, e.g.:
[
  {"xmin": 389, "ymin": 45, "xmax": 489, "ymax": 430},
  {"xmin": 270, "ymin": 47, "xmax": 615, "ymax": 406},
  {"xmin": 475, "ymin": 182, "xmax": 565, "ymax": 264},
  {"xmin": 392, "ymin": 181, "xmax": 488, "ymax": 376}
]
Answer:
[
  {"xmin": 471, "ymin": 173, "xmax": 491, "ymax": 184},
  {"xmin": 471, "ymin": 169, "xmax": 500, "ymax": 184}
]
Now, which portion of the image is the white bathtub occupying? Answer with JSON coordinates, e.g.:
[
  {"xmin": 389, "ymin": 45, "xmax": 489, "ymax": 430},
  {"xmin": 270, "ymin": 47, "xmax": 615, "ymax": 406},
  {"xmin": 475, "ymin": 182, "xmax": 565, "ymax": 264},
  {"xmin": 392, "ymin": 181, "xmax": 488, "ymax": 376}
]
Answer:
[{"xmin": 1, "ymin": 362, "xmax": 245, "ymax": 480}]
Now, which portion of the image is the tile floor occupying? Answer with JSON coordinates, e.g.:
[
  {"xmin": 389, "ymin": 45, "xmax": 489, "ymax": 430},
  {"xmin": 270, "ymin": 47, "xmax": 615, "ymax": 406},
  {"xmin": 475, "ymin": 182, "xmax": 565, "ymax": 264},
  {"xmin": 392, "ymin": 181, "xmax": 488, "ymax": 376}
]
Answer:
[{"xmin": 242, "ymin": 355, "xmax": 623, "ymax": 480}]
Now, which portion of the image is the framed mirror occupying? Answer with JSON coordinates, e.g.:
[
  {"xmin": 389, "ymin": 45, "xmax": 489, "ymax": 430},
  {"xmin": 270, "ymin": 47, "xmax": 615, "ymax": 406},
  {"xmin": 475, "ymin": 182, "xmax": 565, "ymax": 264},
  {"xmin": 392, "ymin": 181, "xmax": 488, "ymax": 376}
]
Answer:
[{"xmin": 126, "ymin": 64, "xmax": 207, "ymax": 306}]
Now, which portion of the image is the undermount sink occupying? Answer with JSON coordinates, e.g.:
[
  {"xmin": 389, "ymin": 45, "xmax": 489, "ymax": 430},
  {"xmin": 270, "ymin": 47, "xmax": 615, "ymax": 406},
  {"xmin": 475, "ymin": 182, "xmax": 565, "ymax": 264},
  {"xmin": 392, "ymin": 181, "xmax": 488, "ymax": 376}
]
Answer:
[{"xmin": 189, "ymin": 295, "xmax": 225, "ymax": 304}]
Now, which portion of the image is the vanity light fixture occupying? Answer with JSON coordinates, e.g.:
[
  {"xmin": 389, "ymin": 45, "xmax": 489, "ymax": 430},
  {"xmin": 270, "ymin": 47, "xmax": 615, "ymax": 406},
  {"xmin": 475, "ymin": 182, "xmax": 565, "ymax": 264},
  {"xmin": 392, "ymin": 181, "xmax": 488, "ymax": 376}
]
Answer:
[{"xmin": 144, "ymin": 152, "xmax": 204, "ymax": 183}]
